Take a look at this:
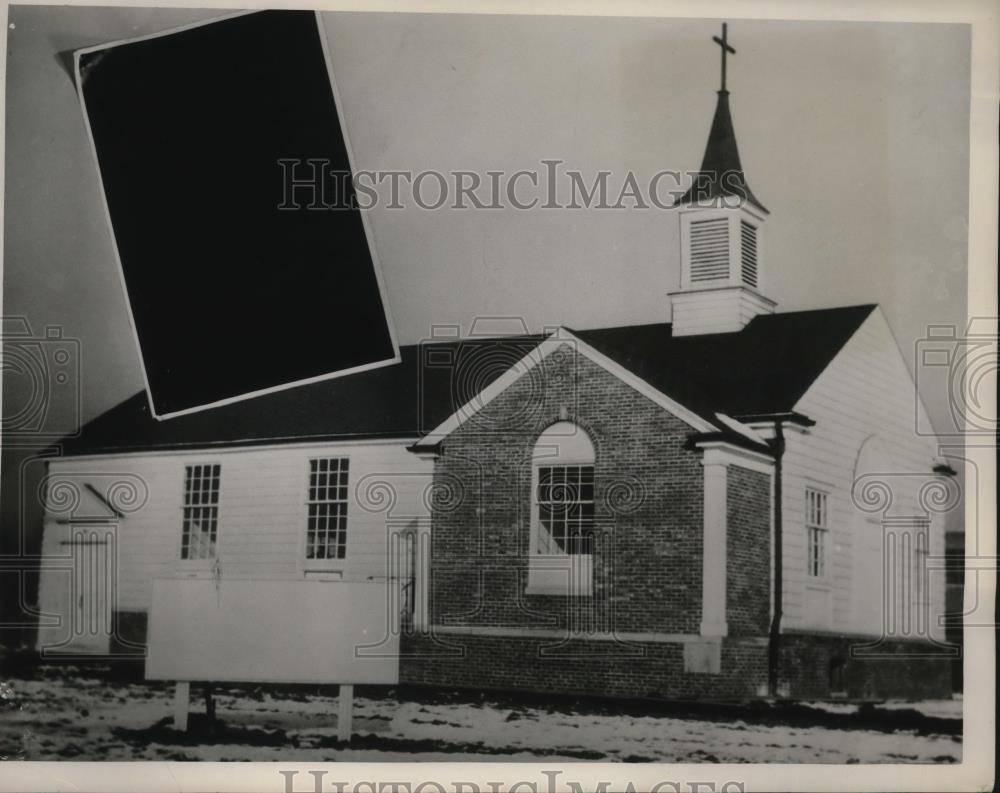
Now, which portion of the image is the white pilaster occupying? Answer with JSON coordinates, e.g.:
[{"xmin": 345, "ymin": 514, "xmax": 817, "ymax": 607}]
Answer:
[
  {"xmin": 698, "ymin": 443, "xmax": 776, "ymax": 637},
  {"xmin": 700, "ymin": 459, "xmax": 729, "ymax": 637}
]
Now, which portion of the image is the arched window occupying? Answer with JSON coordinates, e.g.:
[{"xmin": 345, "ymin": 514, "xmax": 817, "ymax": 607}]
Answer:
[{"xmin": 527, "ymin": 422, "xmax": 595, "ymax": 596}]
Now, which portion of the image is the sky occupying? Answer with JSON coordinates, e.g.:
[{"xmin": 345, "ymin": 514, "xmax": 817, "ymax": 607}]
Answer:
[{"xmin": 1, "ymin": 8, "xmax": 970, "ymax": 551}]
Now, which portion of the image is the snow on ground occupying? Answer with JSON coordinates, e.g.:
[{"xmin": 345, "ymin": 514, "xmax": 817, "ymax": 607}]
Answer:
[
  {"xmin": 877, "ymin": 698, "xmax": 963, "ymax": 719},
  {"xmin": 803, "ymin": 698, "xmax": 963, "ymax": 719},
  {"xmin": 0, "ymin": 666, "xmax": 962, "ymax": 763}
]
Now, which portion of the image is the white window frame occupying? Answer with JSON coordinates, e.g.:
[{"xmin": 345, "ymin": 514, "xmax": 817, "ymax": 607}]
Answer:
[
  {"xmin": 304, "ymin": 457, "xmax": 350, "ymax": 563},
  {"xmin": 179, "ymin": 463, "xmax": 221, "ymax": 563},
  {"xmin": 527, "ymin": 422, "xmax": 595, "ymax": 597},
  {"xmin": 805, "ymin": 486, "xmax": 829, "ymax": 579}
]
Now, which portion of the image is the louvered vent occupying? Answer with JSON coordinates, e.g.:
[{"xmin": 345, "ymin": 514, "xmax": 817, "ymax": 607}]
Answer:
[
  {"xmin": 740, "ymin": 220, "xmax": 758, "ymax": 287},
  {"xmin": 689, "ymin": 218, "xmax": 730, "ymax": 283}
]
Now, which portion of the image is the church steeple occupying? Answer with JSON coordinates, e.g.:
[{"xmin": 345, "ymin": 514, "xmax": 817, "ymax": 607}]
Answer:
[{"xmin": 670, "ymin": 22, "xmax": 775, "ymax": 337}]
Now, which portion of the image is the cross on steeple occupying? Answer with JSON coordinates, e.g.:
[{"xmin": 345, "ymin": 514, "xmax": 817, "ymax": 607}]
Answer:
[
  {"xmin": 712, "ymin": 22, "xmax": 736, "ymax": 92},
  {"xmin": 675, "ymin": 18, "xmax": 766, "ymax": 213}
]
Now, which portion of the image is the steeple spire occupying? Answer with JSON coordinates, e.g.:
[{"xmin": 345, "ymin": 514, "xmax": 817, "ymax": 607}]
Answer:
[{"xmin": 676, "ymin": 23, "xmax": 767, "ymax": 213}]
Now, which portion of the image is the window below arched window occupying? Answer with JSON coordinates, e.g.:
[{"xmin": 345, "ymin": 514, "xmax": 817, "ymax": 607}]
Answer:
[{"xmin": 527, "ymin": 422, "xmax": 595, "ymax": 596}]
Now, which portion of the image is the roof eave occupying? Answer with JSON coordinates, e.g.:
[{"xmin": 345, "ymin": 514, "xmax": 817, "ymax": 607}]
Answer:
[
  {"xmin": 734, "ymin": 411, "xmax": 816, "ymax": 429},
  {"xmin": 673, "ymin": 187, "xmax": 769, "ymax": 215},
  {"xmin": 684, "ymin": 429, "xmax": 774, "ymax": 457}
]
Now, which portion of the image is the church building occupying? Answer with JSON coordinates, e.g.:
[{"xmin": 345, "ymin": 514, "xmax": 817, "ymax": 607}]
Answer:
[{"xmin": 36, "ymin": 25, "xmax": 955, "ymax": 701}]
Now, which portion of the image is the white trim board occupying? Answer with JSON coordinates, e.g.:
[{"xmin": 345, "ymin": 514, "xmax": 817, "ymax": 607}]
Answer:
[
  {"xmin": 715, "ymin": 412, "xmax": 770, "ymax": 446},
  {"xmin": 431, "ymin": 624, "xmax": 705, "ymax": 645},
  {"xmin": 697, "ymin": 441, "xmax": 776, "ymax": 475}
]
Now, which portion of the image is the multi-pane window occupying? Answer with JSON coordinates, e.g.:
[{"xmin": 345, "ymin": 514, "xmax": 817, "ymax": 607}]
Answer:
[
  {"xmin": 181, "ymin": 464, "xmax": 220, "ymax": 560},
  {"xmin": 536, "ymin": 465, "xmax": 595, "ymax": 555},
  {"xmin": 306, "ymin": 458, "xmax": 349, "ymax": 560},
  {"xmin": 806, "ymin": 487, "xmax": 828, "ymax": 577}
]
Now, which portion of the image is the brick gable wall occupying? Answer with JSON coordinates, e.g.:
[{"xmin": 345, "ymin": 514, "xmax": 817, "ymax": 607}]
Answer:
[
  {"xmin": 426, "ymin": 342, "xmax": 705, "ymax": 636},
  {"xmin": 403, "ymin": 342, "xmax": 783, "ymax": 699}
]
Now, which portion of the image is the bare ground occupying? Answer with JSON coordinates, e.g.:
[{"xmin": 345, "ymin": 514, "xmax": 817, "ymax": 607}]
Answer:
[{"xmin": 0, "ymin": 664, "xmax": 962, "ymax": 763}]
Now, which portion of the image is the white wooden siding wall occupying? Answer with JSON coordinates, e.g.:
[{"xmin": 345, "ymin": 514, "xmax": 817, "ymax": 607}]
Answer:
[
  {"xmin": 670, "ymin": 287, "xmax": 774, "ymax": 336},
  {"xmin": 784, "ymin": 308, "xmax": 945, "ymax": 639},
  {"xmin": 41, "ymin": 442, "xmax": 433, "ymax": 613}
]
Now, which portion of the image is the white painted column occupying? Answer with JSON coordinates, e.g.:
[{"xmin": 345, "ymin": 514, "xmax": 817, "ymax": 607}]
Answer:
[
  {"xmin": 415, "ymin": 526, "xmax": 431, "ymax": 632},
  {"xmin": 700, "ymin": 458, "xmax": 729, "ymax": 637},
  {"xmin": 338, "ymin": 684, "xmax": 354, "ymax": 742},
  {"xmin": 172, "ymin": 681, "xmax": 190, "ymax": 731}
]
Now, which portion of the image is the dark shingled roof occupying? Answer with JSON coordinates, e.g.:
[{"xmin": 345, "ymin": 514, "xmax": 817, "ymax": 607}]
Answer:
[
  {"xmin": 676, "ymin": 90, "xmax": 767, "ymax": 214},
  {"xmin": 59, "ymin": 335, "xmax": 547, "ymax": 455},
  {"xmin": 573, "ymin": 304, "xmax": 876, "ymax": 422},
  {"xmin": 60, "ymin": 305, "xmax": 876, "ymax": 456}
]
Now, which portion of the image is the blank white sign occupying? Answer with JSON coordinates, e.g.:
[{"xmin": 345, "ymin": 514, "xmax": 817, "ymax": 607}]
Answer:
[{"xmin": 146, "ymin": 578, "xmax": 400, "ymax": 684}]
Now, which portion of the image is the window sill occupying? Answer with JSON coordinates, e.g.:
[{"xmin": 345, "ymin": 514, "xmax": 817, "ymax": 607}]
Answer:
[
  {"xmin": 303, "ymin": 569, "xmax": 344, "ymax": 580},
  {"xmin": 175, "ymin": 563, "xmax": 217, "ymax": 578},
  {"xmin": 527, "ymin": 553, "xmax": 593, "ymax": 597},
  {"xmin": 525, "ymin": 585, "xmax": 592, "ymax": 597},
  {"xmin": 301, "ymin": 556, "xmax": 347, "ymax": 567}
]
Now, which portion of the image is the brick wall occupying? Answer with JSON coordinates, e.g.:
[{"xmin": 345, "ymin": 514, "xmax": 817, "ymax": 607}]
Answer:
[
  {"xmin": 726, "ymin": 465, "xmax": 771, "ymax": 636},
  {"xmin": 402, "ymin": 629, "xmax": 951, "ymax": 701},
  {"xmin": 779, "ymin": 633, "xmax": 953, "ymax": 699},
  {"xmin": 427, "ymin": 343, "xmax": 705, "ymax": 636},
  {"xmin": 110, "ymin": 610, "xmax": 148, "ymax": 657},
  {"xmin": 401, "ymin": 632, "xmax": 767, "ymax": 700}
]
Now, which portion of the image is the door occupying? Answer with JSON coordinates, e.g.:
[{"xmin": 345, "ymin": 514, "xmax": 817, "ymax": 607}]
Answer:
[{"xmin": 42, "ymin": 525, "xmax": 116, "ymax": 655}]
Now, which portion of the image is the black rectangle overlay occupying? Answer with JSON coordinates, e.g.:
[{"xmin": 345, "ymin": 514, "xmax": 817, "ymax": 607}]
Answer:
[{"xmin": 77, "ymin": 10, "xmax": 397, "ymax": 418}]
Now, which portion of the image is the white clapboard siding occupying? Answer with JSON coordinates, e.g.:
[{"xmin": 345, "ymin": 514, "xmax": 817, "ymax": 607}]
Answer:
[
  {"xmin": 40, "ymin": 440, "xmax": 433, "ymax": 614},
  {"xmin": 670, "ymin": 287, "xmax": 774, "ymax": 336},
  {"xmin": 784, "ymin": 307, "xmax": 946, "ymax": 639}
]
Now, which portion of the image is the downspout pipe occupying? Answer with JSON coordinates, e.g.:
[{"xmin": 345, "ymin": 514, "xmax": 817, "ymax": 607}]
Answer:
[{"xmin": 767, "ymin": 420, "xmax": 786, "ymax": 698}]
